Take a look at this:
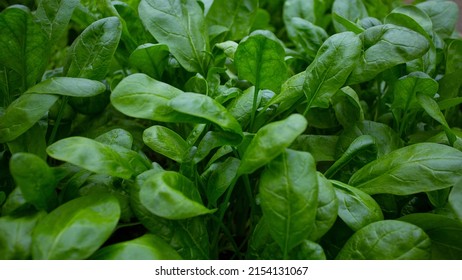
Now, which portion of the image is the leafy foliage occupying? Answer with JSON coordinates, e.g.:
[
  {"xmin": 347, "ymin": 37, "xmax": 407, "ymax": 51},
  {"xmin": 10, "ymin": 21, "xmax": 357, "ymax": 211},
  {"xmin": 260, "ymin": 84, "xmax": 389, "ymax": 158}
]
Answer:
[{"xmin": 0, "ymin": 0, "xmax": 461, "ymax": 260}]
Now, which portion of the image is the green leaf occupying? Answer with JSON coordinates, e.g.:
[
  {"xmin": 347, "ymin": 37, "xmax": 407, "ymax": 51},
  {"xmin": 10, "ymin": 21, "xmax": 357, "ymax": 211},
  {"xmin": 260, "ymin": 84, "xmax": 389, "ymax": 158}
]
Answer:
[
  {"xmin": 111, "ymin": 73, "xmax": 203, "ymax": 122},
  {"xmin": 308, "ymin": 173, "xmax": 338, "ymax": 241},
  {"xmin": 94, "ymin": 128, "xmax": 133, "ymax": 150},
  {"xmin": 0, "ymin": 6, "xmax": 49, "ymax": 89},
  {"xmin": 129, "ymin": 43, "xmax": 169, "ymax": 79},
  {"xmin": 347, "ymin": 24, "xmax": 430, "ymax": 84},
  {"xmin": 293, "ymin": 240, "xmax": 326, "ymax": 260},
  {"xmin": 91, "ymin": 234, "xmax": 182, "ymax": 260},
  {"xmin": 193, "ymin": 131, "xmax": 242, "ymax": 163},
  {"xmin": 332, "ymin": 0, "xmax": 368, "ymax": 33},
  {"xmin": 10, "ymin": 153, "xmax": 57, "ymax": 211},
  {"xmin": 25, "ymin": 77, "xmax": 106, "ymax": 97},
  {"xmin": 143, "ymin": 125, "xmax": 189, "ymax": 163},
  {"xmin": 168, "ymin": 92, "xmax": 243, "ymax": 138},
  {"xmin": 31, "ymin": 194, "xmax": 120, "ymax": 259},
  {"xmin": 399, "ymin": 213, "xmax": 462, "ymax": 259},
  {"xmin": 259, "ymin": 149, "xmax": 318, "ymax": 256},
  {"xmin": 0, "ymin": 94, "xmax": 58, "ymax": 143},
  {"xmin": 235, "ymin": 30, "xmax": 287, "ymax": 93},
  {"xmin": 138, "ymin": 0, "xmax": 210, "ymax": 74},
  {"xmin": 290, "ymin": 135, "xmax": 338, "ymax": 162},
  {"xmin": 238, "ymin": 114, "xmax": 307, "ymax": 175},
  {"xmin": 35, "ymin": 0, "xmax": 79, "ymax": 43},
  {"xmin": 47, "ymin": 136, "xmax": 147, "ymax": 179},
  {"xmin": 331, "ymin": 180, "xmax": 383, "ymax": 231},
  {"xmin": 416, "ymin": 0, "xmax": 458, "ymax": 39},
  {"xmin": 285, "ymin": 17, "xmax": 328, "ymax": 59},
  {"xmin": 204, "ymin": 157, "xmax": 240, "ymax": 207},
  {"xmin": 64, "ymin": 16, "xmax": 122, "ymax": 80},
  {"xmin": 336, "ymin": 220, "xmax": 431, "ymax": 260},
  {"xmin": 206, "ymin": 0, "xmax": 258, "ymax": 41},
  {"xmin": 0, "ymin": 211, "xmax": 46, "ymax": 260},
  {"xmin": 139, "ymin": 171, "xmax": 215, "ymax": 219},
  {"xmin": 303, "ymin": 32, "xmax": 362, "ymax": 110},
  {"xmin": 449, "ymin": 181, "xmax": 462, "ymax": 221},
  {"xmin": 349, "ymin": 143, "xmax": 462, "ymax": 195}
]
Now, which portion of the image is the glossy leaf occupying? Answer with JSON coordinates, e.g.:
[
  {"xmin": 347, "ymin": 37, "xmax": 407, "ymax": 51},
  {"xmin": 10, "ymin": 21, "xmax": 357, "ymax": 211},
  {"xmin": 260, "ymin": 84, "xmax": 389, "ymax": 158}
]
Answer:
[
  {"xmin": 47, "ymin": 136, "xmax": 147, "ymax": 179},
  {"xmin": 25, "ymin": 77, "xmax": 106, "ymax": 97},
  {"xmin": 31, "ymin": 194, "xmax": 120, "ymax": 259},
  {"xmin": 143, "ymin": 125, "xmax": 189, "ymax": 163},
  {"xmin": 336, "ymin": 220, "xmax": 431, "ymax": 260},
  {"xmin": 206, "ymin": 0, "xmax": 258, "ymax": 41},
  {"xmin": 204, "ymin": 157, "xmax": 240, "ymax": 207},
  {"xmin": 139, "ymin": 171, "xmax": 215, "ymax": 219},
  {"xmin": 94, "ymin": 128, "xmax": 133, "ymax": 150},
  {"xmin": 332, "ymin": 0, "xmax": 368, "ymax": 33},
  {"xmin": 0, "ymin": 6, "xmax": 49, "ymax": 89},
  {"xmin": 416, "ymin": 0, "xmax": 458, "ymax": 39},
  {"xmin": 399, "ymin": 213, "xmax": 462, "ymax": 259},
  {"xmin": 290, "ymin": 135, "xmax": 338, "ymax": 162},
  {"xmin": 10, "ymin": 153, "xmax": 57, "ymax": 211},
  {"xmin": 238, "ymin": 114, "xmax": 307, "ymax": 175},
  {"xmin": 129, "ymin": 43, "xmax": 169, "ymax": 79},
  {"xmin": 349, "ymin": 143, "xmax": 462, "ymax": 195},
  {"xmin": 0, "ymin": 94, "xmax": 58, "ymax": 143},
  {"xmin": 285, "ymin": 17, "xmax": 328, "ymax": 59},
  {"xmin": 235, "ymin": 30, "xmax": 287, "ymax": 93},
  {"xmin": 347, "ymin": 24, "xmax": 430, "ymax": 84},
  {"xmin": 0, "ymin": 211, "xmax": 46, "ymax": 260},
  {"xmin": 111, "ymin": 73, "xmax": 203, "ymax": 122},
  {"xmin": 193, "ymin": 131, "xmax": 242, "ymax": 163},
  {"xmin": 303, "ymin": 32, "xmax": 362, "ymax": 110},
  {"xmin": 138, "ymin": 0, "xmax": 210, "ymax": 74},
  {"xmin": 35, "ymin": 0, "xmax": 79, "ymax": 43},
  {"xmin": 64, "ymin": 16, "xmax": 122, "ymax": 80},
  {"xmin": 331, "ymin": 180, "xmax": 383, "ymax": 231},
  {"xmin": 168, "ymin": 92, "xmax": 243, "ymax": 137},
  {"xmin": 259, "ymin": 149, "xmax": 318, "ymax": 255},
  {"xmin": 91, "ymin": 234, "xmax": 182, "ymax": 260},
  {"xmin": 449, "ymin": 181, "xmax": 462, "ymax": 221}
]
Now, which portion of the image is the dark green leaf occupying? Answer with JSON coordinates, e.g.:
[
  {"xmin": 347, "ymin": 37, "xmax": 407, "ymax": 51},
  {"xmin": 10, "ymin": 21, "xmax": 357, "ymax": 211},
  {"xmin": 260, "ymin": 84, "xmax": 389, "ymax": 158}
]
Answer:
[
  {"xmin": 336, "ymin": 220, "xmax": 431, "ymax": 260},
  {"xmin": 259, "ymin": 149, "xmax": 318, "ymax": 255},
  {"xmin": 64, "ymin": 16, "xmax": 122, "ymax": 80},
  {"xmin": 347, "ymin": 24, "xmax": 430, "ymax": 84},
  {"xmin": 138, "ymin": 0, "xmax": 210, "ymax": 74},
  {"xmin": 129, "ymin": 43, "xmax": 170, "ymax": 79},
  {"xmin": 0, "ymin": 94, "xmax": 58, "ymax": 143},
  {"xmin": 91, "ymin": 234, "xmax": 182, "ymax": 260},
  {"xmin": 399, "ymin": 213, "xmax": 462, "ymax": 259},
  {"xmin": 206, "ymin": 0, "xmax": 258, "ymax": 41},
  {"xmin": 449, "ymin": 181, "xmax": 462, "ymax": 222},
  {"xmin": 0, "ymin": 211, "xmax": 46, "ymax": 260},
  {"xmin": 290, "ymin": 135, "xmax": 338, "ymax": 162},
  {"xmin": 139, "ymin": 171, "xmax": 215, "ymax": 219},
  {"xmin": 238, "ymin": 114, "xmax": 307, "ymax": 175},
  {"xmin": 286, "ymin": 17, "xmax": 328, "ymax": 59},
  {"xmin": 235, "ymin": 30, "xmax": 287, "ymax": 93},
  {"xmin": 0, "ymin": 6, "xmax": 49, "ymax": 89},
  {"xmin": 10, "ymin": 153, "xmax": 57, "ymax": 211},
  {"xmin": 331, "ymin": 180, "xmax": 383, "ymax": 231},
  {"xmin": 204, "ymin": 157, "xmax": 240, "ymax": 207},
  {"xmin": 349, "ymin": 143, "xmax": 462, "ymax": 195},
  {"xmin": 35, "ymin": 0, "xmax": 79, "ymax": 43},
  {"xmin": 332, "ymin": 0, "xmax": 368, "ymax": 33},
  {"xmin": 31, "ymin": 194, "xmax": 120, "ymax": 259},
  {"xmin": 303, "ymin": 32, "xmax": 362, "ymax": 110},
  {"xmin": 416, "ymin": 0, "xmax": 458, "ymax": 39}
]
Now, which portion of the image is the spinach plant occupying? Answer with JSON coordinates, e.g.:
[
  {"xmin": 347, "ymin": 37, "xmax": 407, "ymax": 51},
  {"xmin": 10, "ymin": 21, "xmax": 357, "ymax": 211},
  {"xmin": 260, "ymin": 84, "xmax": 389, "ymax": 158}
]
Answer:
[{"xmin": 1, "ymin": 0, "xmax": 462, "ymax": 260}]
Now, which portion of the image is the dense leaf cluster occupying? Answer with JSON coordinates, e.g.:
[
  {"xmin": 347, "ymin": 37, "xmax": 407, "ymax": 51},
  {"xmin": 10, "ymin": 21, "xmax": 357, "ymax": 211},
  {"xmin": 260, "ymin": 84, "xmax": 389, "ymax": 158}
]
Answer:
[{"xmin": 1, "ymin": 0, "xmax": 461, "ymax": 260}]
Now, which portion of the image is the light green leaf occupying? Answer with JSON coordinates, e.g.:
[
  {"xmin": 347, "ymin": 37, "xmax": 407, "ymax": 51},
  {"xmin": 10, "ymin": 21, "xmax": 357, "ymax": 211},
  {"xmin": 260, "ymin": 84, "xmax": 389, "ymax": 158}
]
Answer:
[
  {"xmin": 25, "ymin": 77, "xmax": 106, "ymax": 97},
  {"xmin": 129, "ymin": 43, "xmax": 169, "ymax": 79},
  {"xmin": 143, "ymin": 125, "xmax": 189, "ymax": 163},
  {"xmin": 31, "ymin": 194, "xmax": 120, "ymax": 259},
  {"xmin": 35, "ymin": 0, "xmax": 79, "ymax": 43}
]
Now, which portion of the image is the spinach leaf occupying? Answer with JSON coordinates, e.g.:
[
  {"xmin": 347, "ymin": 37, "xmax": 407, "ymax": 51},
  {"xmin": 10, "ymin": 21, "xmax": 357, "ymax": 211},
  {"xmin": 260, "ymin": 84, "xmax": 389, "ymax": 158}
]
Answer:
[
  {"xmin": 143, "ymin": 125, "xmax": 189, "ymax": 163},
  {"xmin": 129, "ymin": 43, "xmax": 170, "ymax": 80},
  {"xmin": 25, "ymin": 77, "xmax": 106, "ymax": 97},
  {"xmin": 238, "ymin": 114, "xmax": 307, "ymax": 175},
  {"xmin": 31, "ymin": 194, "xmax": 120, "ymax": 259},
  {"xmin": 138, "ymin": 0, "xmax": 210, "ymax": 74},
  {"xmin": 259, "ymin": 149, "xmax": 318, "ymax": 256},
  {"xmin": 336, "ymin": 220, "xmax": 431, "ymax": 260},
  {"xmin": 35, "ymin": 0, "xmax": 79, "ymax": 43},
  {"xmin": 91, "ymin": 234, "xmax": 182, "ymax": 260},
  {"xmin": 349, "ymin": 143, "xmax": 462, "ymax": 195},
  {"xmin": 399, "ymin": 213, "xmax": 462, "ymax": 259}
]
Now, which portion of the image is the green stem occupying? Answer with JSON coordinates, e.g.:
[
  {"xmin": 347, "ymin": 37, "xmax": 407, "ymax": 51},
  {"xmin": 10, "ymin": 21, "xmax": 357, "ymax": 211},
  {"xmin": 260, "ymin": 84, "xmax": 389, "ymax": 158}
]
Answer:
[
  {"xmin": 48, "ymin": 96, "xmax": 68, "ymax": 145},
  {"xmin": 208, "ymin": 214, "xmax": 242, "ymax": 259}
]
